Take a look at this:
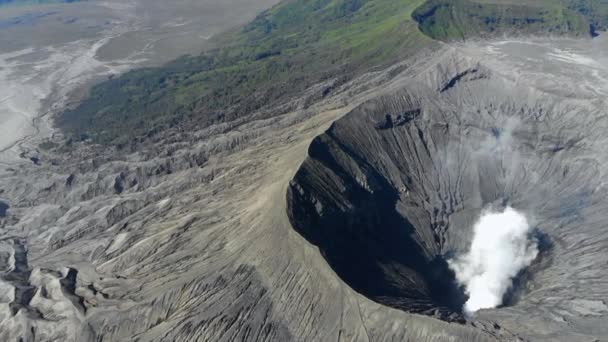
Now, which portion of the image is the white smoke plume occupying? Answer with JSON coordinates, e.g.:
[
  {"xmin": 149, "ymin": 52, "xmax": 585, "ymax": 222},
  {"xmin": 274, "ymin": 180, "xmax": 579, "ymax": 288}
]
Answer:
[{"xmin": 449, "ymin": 207, "xmax": 538, "ymax": 315}]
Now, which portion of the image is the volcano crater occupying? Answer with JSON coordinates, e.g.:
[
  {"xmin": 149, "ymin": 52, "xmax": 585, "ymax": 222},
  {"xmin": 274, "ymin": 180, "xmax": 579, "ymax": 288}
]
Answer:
[{"xmin": 287, "ymin": 71, "xmax": 600, "ymax": 326}]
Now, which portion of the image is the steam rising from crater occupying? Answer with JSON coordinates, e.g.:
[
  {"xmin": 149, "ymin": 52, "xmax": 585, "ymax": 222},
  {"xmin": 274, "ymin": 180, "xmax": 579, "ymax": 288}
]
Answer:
[{"xmin": 449, "ymin": 207, "xmax": 538, "ymax": 315}]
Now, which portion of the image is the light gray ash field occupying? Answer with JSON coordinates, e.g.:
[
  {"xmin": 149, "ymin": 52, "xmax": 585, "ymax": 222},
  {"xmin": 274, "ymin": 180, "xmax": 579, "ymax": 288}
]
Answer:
[{"xmin": 0, "ymin": 0, "xmax": 607, "ymax": 341}]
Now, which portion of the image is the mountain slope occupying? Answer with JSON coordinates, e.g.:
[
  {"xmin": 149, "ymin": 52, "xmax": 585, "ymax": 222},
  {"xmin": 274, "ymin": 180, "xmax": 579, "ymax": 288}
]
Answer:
[
  {"xmin": 6, "ymin": 37, "xmax": 608, "ymax": 340},
  {"xmin": 56, "ymin": 0, "xmax": 432, "ymax": 147},
  {"xmin": 5, "ymin": 0, "xmax": 605, "ymax": 341},
  {"xmin": 56, "ymin": 0, "xmax": 608, "ymax": 148},
  {"xmin": 412, "ymin": 0, "xmax": 591, "ymax": 41}
]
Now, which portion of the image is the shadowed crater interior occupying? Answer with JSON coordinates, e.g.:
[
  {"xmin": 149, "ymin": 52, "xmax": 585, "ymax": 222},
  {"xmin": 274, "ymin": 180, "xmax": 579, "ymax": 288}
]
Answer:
[
  {"xmin": 0, "ymin": 201, "xmax": 8, "ymax": 218},
  {"xmin": 288, "ymin": 92, "xmax": 468, "ymax": 321},
  {"xmin": 286, "ymin": 82, "xmax": 573, "ymax": 321}
]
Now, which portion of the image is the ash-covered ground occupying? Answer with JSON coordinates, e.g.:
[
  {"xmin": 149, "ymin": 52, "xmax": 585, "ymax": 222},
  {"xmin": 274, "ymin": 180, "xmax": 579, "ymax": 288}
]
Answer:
[{"xmin": 0, "ymin": 7, "xmax": 607, "ymax": 341}]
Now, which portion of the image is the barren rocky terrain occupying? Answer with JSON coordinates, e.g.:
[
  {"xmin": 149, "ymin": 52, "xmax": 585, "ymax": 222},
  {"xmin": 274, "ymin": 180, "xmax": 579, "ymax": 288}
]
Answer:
[
  {"xmin": 0, "ymin": 1, "xmax": 608, "ymax": 341},
  {"xmin": 1, "ymin": 34, "xmax": 607, "ymax": 340}
]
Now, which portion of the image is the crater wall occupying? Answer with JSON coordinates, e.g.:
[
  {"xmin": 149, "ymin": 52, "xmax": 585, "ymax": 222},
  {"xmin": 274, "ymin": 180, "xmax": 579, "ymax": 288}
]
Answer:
[{"xmin": 287, "ymin": 51, "xmax": 608, "ymax": 338}]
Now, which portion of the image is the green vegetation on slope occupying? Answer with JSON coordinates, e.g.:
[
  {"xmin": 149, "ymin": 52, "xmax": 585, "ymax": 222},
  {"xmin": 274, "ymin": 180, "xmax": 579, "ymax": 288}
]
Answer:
[
  {"xmin": 412, "ymin": 0, "xmax": 591, "ymax": 41},
  {"xmin": 567, "ymin": 0, "xmax": 608, "ymax": 31},
  {"xmin": 474, "ymin": 0, "xmax": 608, "ymax": 32},
  {"xmin": 57, "ymin": 0, "xmax": 608, "ymax": 147},
  {"xmin": 56, "ymin": 0, "xmax": 431, "ymax": 147}
]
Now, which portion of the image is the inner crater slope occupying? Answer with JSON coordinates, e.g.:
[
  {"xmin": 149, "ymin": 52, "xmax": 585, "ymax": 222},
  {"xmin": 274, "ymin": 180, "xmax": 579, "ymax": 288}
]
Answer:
[{"xmin": 287, "ymin": 48, "xmax": 608, "ymax": 339}]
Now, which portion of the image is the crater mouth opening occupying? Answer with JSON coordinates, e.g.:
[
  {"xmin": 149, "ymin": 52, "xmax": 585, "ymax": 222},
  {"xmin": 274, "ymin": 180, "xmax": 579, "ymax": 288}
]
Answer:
[
  {"xmin": 288, "ymin": 162, "xmax": 551, "ymax": 321},
  {"xmin": 288, "ymin": 170, "xmax": 468, "ymax": 320},
  {"xmin": 286, "ymin": 124, "xmax": 471, "ymax": 320},
  {"xmin": 286, "ymin": 89, "xmax": 556, "ymax": 322}
]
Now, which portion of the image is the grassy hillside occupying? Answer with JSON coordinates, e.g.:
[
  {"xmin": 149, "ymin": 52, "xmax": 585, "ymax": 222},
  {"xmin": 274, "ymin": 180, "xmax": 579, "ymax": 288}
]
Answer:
[
  {"xmin": 56, "ymin": 0, "xmax": 431, "ymax": 147},
  {"xmin": 56, "ymin": 0, "xmax": 608, "ymax": 147},
  {"xmin": 412, "ymin": 0, "xmax": 591, "ymax": 41},
  {"xmin": 475, "ymin": 0, "xmax": 608, "ymax": 31}
]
